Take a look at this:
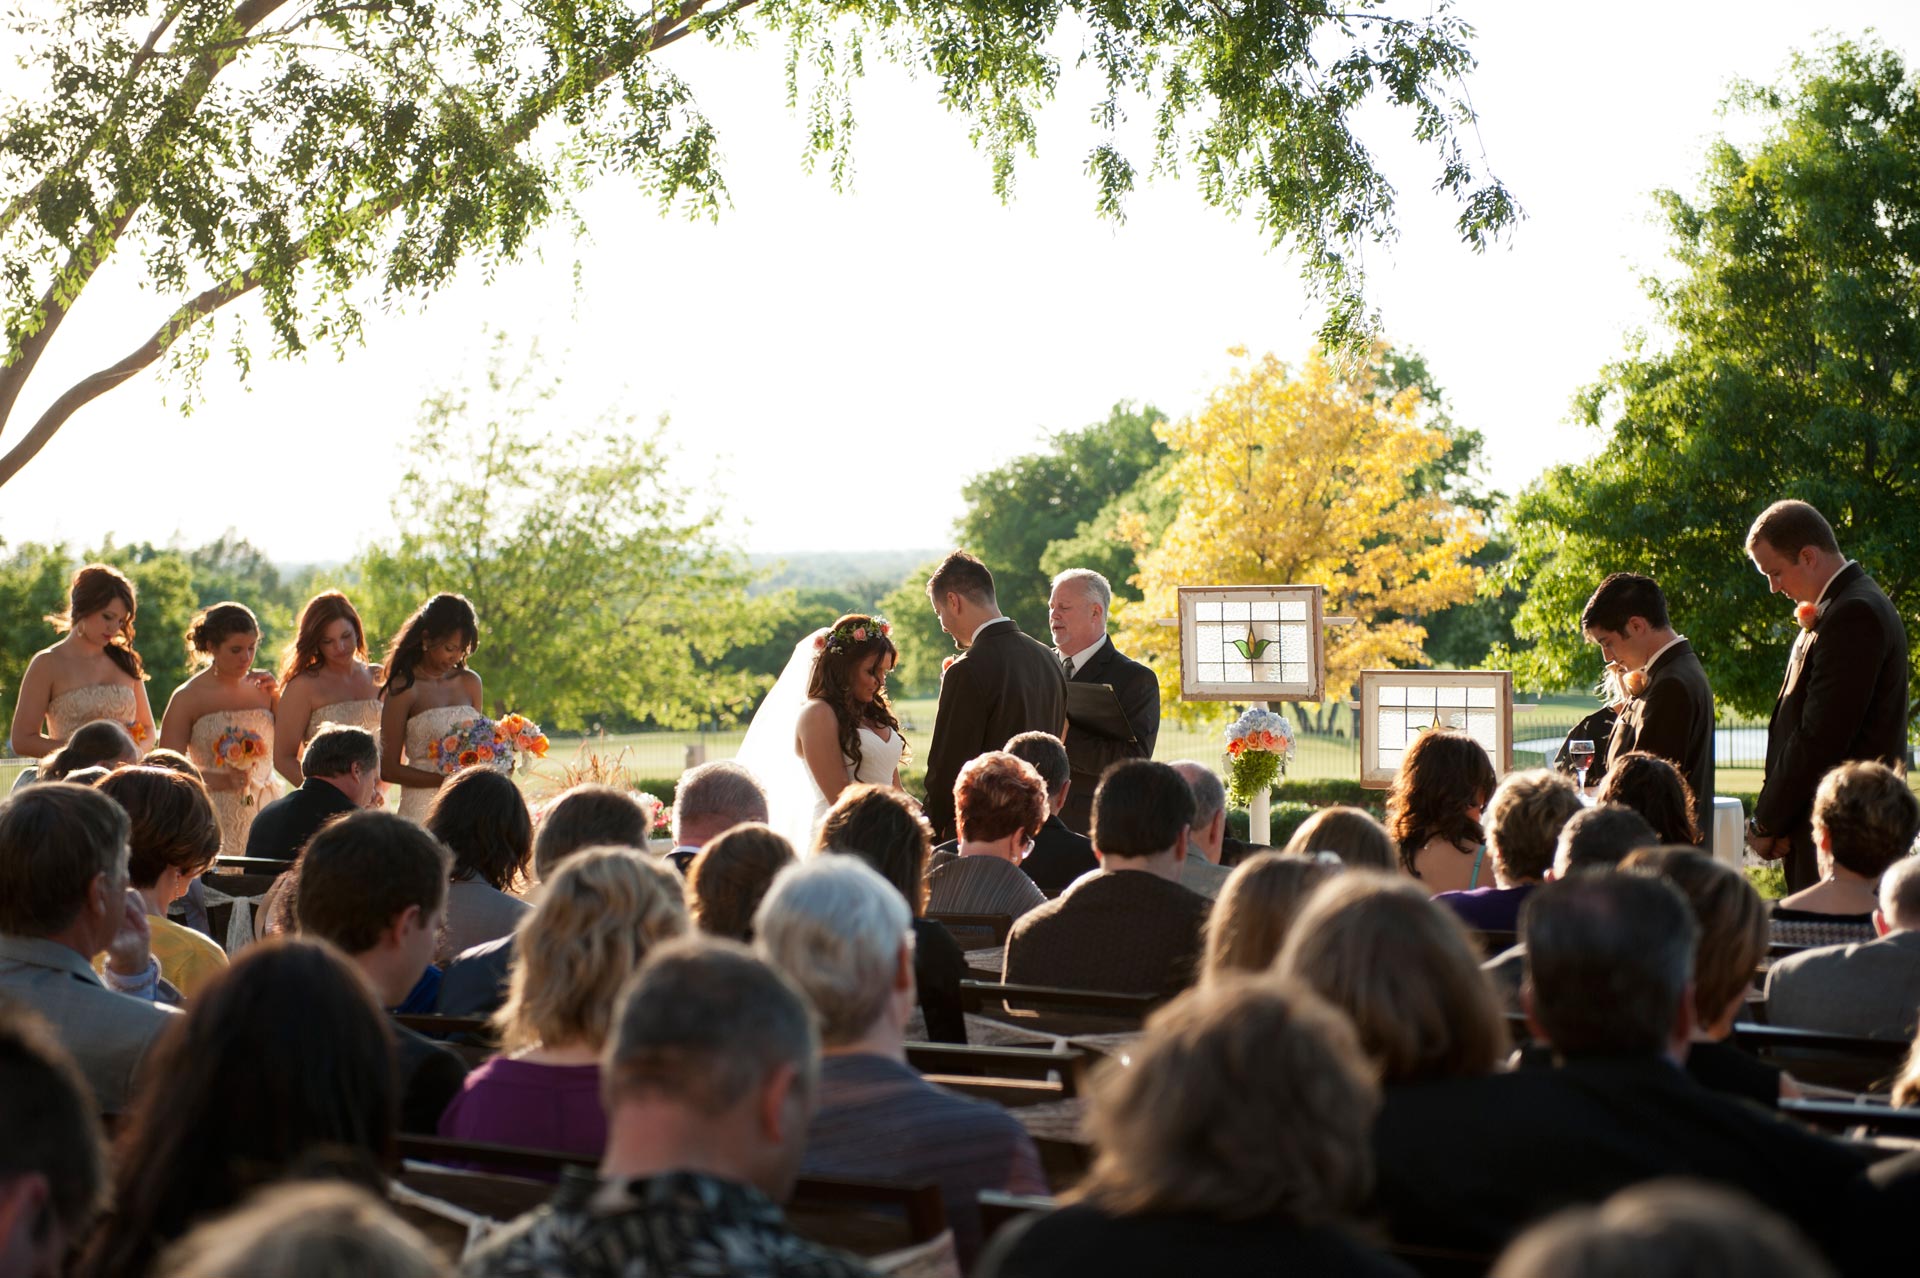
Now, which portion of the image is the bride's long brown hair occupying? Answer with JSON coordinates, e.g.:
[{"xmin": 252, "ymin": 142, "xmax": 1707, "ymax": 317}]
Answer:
[{"xmin": 807, "ymin": 614, "xmax": 905, "ymax": 776}]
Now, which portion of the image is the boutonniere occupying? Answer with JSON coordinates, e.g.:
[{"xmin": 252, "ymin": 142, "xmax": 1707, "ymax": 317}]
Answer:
[
  {"xmin": 1794, "ymin": 602, "xmax": 1819, "ymax": 631},
  {"xmin": 941, "ymin": 655, "xmax": 959, "ymax": 676},
  {"xmin": 1623, "ymin": 669, "xmax": 1649, "ymax": 698}
]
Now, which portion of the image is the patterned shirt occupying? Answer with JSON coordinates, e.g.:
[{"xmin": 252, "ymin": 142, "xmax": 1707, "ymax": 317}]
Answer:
[
  {"xmin": 462, "ymin": 1167, "xmax": 875, "ymax": 1278},
  {"xmin": 926, "ymin": 850, "xmax": 1048, "ymax": 920}
]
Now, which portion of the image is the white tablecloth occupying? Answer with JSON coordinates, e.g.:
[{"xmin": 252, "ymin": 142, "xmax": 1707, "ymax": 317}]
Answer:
[{"xmin": 1709, "ymin": 795, "xmax": 1744, "ymax": 869}]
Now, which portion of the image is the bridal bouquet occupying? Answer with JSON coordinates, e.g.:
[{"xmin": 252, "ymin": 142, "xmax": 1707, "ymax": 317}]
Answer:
[
  {"xmin": 493, "ymin": 713, "xmax": 550, "ymax": 767},
  {"xmin": 428, "ymin": 717, "xmax": 507, "ymax": 776},
  {"xmin": 211, "ymin": 726, "xmax": 272, "ymax": 806},
  {"xmin": 1224, "ymin": 707, "xmax": 1295, "ymax": 807}
]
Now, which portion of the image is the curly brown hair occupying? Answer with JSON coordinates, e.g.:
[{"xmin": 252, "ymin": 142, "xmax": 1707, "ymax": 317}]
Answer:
[
  {"xmin": 185, "ymin": 602, "xmax": 259, "ymax": 668},
  {"xmin": 47, "ymin": 563, "xmax": 145, "ymax": 681},
  {"xmin": 1385, "ymin": 730, "xmax": 1496, "ymax": 874},
  {"xmin": 1595, "ymin": 752, "xmax": 1698, "ymax": 846},
  {"xmin": 954, "ymin": 752, "xmax": 1048, "ymax": 845},
  {"xmin": 806, "ymin": 614, "xmax": 903, "ymax": 777}
]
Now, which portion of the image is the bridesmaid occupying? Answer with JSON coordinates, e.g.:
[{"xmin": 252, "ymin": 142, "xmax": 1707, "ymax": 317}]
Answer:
[
  {"xmin": 274, "ymin": 590, "xmax": 384, "ymax": 787},
  {"xmin": 157, "ymin": 603, "xmax": 279, "ymax": 854},
  {"xmin": 9, "ymin": 563, "xmax": 157, "ymax": 759},
  {"xmin": 380, "ymin": 593, "xmax": 485, "ymax": 824}
]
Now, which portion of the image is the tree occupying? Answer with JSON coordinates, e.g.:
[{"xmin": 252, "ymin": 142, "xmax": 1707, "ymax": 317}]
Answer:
[
  {"xmin": 876, "ymin": 561, "xmax": 949, "ymax": 700},
  {"xmin": 0, "ymin": 1, "xmax": 1519, "ymax": 488},
  {"xmin": 1496, "ymin": 40, "xmax": 1920, "ymax": 716},
  {"xmin": 1115, "ymin": 345, "xmax": 1487, "ymax": 723}
]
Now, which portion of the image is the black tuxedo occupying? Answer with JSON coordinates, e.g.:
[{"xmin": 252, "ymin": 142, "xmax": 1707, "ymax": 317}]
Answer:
[
  {"xmin": 1020, "ymin": 815, "xmax": 1099, "ymax": 897},
  {"xmin": 1058, "ymin": 636, "xmax": 1161, "ymax": 834},
  {"xmin": 923, "ymin": 619, "xmax": 1068, "ymax": 842},
  {"xmin": 1759, "ymin": 563, "xmax": 1910, "ymax": 891},
  {"xmin": 243, "ymin": 776, "xmax": 359, "ymax": 862},
  {"xmin": 1608, "ymin": 638, "xmax": 1715, "ymax": 840}
]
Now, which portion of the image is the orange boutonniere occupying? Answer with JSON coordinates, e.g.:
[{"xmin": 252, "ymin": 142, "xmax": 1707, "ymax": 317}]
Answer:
[
  {"xmin": 941, "ymin": 655, "xmax": 959, "ymax": 676},
  {"xmin": 1794, "ymin": 602, "xmax": 1819, "ymax": 630},
  {"xmin": 1623, "ymin": 669, "xmax": 1649, "ymax": 698}
]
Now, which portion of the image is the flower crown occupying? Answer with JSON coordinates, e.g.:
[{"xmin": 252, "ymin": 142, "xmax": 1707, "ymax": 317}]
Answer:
[{"xmin": 814, "ymin": 616, "xmax": 893, "ymax": 655}]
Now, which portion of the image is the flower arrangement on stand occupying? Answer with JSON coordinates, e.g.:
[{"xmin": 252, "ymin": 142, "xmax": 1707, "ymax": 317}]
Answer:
[{"xmin": 1224, "ymin": 706, "xmax": 1295, "ymax": 808}]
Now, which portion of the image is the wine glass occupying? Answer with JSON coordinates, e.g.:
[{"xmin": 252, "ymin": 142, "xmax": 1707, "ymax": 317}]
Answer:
[{"xmin": 1568, "ymin": 738, "xmax": 1596, "ymax": 791}]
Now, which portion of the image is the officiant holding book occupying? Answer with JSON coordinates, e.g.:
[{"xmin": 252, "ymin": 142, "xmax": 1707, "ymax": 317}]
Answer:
[{"xmin": 1048, "ymin": 569, "xmax": 1161, "ymax": 834}]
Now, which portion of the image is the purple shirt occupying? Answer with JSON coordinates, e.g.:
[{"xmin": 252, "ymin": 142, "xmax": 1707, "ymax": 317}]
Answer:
[
  {"xmin": 1433, "ymin": 884, "xmax": 1536, "ymax": 933},
  {"xmin": 437, "ymin": 1057, "xmax": 606, "ymax": 1171}
]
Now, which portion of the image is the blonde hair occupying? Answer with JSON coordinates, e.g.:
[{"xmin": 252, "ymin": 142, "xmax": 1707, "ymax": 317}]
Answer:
[
  {"xmin": 494, "ymin": 846, "xmax": 687, "ymax": 1052},
  {"xmin": 1281, "ymin": 805, "xmax": 1396, "ymax": 871},
  {"xmin": 1277, "ymin": 871, "xmax": 1507, "ymax": 1082},
  {"xmin": 1486, "ymin": 769, "xmax": 1584, "ymax": 883},
  {"xmin": 1621, "ymin": 847, "xmax": 1765, "ymax": 1027},
  {"xmin": 156, "ymin": 1181, "xmax": 443, "ymax": 1278},
  {"xmin": 1202, "ymin": 852, "xmax": 1340, "ymax": 981}
]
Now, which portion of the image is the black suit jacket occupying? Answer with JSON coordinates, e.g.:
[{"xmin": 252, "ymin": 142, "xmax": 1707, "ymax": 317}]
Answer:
[
  {"xmin": 1002, "ymin": 869, "xmax": 1208, "ymax": 1000},
  {"xmin": 923, "ymin": 619, "xmax": 1068, "ymax": 842},
  {"xmin": 1059, "ymin": 637, "xmax": 1161, "ymax": 834},
  {"xmin": 436, "ymin": 934, "xmax": 515, "ymax": 1019},
  {"xmin": 394, "ymin": 1021, "xmax": 469, "ymax": 1134},
  {"xmin": 1608, "ymin": 638, "xmax": 1715, "ymax": 839},
  {"xmin": 1021, "ymin": 815, "xmax": 1099, "ymax": 897},
  {"xmin": 243, "ymin": 777, "xmax": 358, "ymax": 861}
]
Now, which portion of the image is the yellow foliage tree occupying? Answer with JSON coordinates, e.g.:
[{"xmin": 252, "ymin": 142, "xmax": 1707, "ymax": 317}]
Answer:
[{"xmin": 1116, "ymin": 347, "xmax": 1486, "ymax": 723}]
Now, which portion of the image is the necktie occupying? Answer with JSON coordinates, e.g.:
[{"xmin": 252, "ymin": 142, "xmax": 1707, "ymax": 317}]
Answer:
[{"xmin": 1060, "ymin": 653, "xmax": 1075, "ymax": 680}]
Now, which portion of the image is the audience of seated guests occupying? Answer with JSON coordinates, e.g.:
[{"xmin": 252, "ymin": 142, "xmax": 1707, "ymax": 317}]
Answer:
[
  {"xmin": 1595, "ymin": 751, "xmax": 1700, "ymax": 847},
  {"xmin": 1769, "ymin": 852, "xmax": 1920, "ymax": 1041},
  {"xmin": 0, "ymin": 1005, "xmax": 105, "ymax": 1278},
  {"xmin": 1435, "ymin": 769, "xmax": 1582, "ymax": 933},
  {"xmin": 1200, "ymin": 851, "xmax": 1340, "ymax": 980},
  {"xmin": 664, "ymin": 760, "xmax": 769, "ymax": 875},
  {"xmin": 1279, "ymin": 804, "xmax": 1398, "ymax": 871},
  {"xmin": 755, "ymin": 856, "xmax": 1045, "ymax": 1265},
  {"xmin": 1371, "ymin": 872, "xmax": 1890, "ymax": 1272},
  {"xmin": 687, "ymin": 823, "xmax": 796, "ymax": 942},
  {"xmin": 438, "ymin": 783, "xmax": 654, "ymax": 1017},
  {"xmin": 425, "ymin": 766, "xmax": 534, "ymax": 964},
  {"xmin": 440, "ymin": 847, "xmax": 687, "ymax": 1162},
  {"xmin": 243, "ymin": 725, "xmax": 380, "ymax": 862},
  {"xmin": 816, "ymin": 783, "xmax": 967, "ymax": 1044},
  {"xmin": 927, "ymin": 752, "xmax": 1051, "ymax": 919},
  {"xmin": 0, "ymin": 783, "xmax": 173, "ymax": 1111},
  {"xmin": 93, "ymin": 766, "xmax": 226, "ymax": 997},
  {"xmin": 1491, "ymin": 1181, "xmax": 1834, "ymax": 1278},
  {"xmin": 463, "ymin": 939, "xmax": 874, "ymax": 1278},
  {"xmin": 1621, "ymin": 846, "xmax": 1794, "ymax": 1104},
  {"xmin": 292, "ymin": 811, "xmax": 468, "ymax": 1133},
  {"xmin": 1770, "ymin": 760, "xmax": 1919, "ymax": 948},
  {"xmin": 1386, "ymin": 729, "xmax": 1497, "ymax": 893},
  {"xmin": 1166, "ymin": 761, "xmax": 1234, "ymax": 900},
  {"xmin": 975, "ymin": 978, "xmax": 1413, "ymax": 1278},
  {"xmin": 1002, "ymin": 731, "xmax": 1097, "ymax": 895},
  {"xmin": 26, "ymin": 720, "xmax": 140, "ymax": 787},
  {"xmin": 1004, "ymin": 760, "xmax": 1209, "ymax": 1000},
  {"xmin": 76, "ymin": 938, "xmax": 397, "ymax": 1278},
  {"xmin": 1279, "ymin": 872, "xmax": 1508, "ymax": 1083},
  {"xmin": 156, "ymin": 1181, "xmax": 448, "ymax": 1278}
]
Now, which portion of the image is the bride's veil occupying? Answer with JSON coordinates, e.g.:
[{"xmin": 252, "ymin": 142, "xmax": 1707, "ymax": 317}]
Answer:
[{"xmin": 734, "ymin": 629, "xmax": 830, "ymax": 852}]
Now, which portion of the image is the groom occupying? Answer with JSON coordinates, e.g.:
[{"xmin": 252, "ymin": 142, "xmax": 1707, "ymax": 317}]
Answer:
[{"xmin": 922, "ymin": 551, "xmax": 1068, "ymax": 843}]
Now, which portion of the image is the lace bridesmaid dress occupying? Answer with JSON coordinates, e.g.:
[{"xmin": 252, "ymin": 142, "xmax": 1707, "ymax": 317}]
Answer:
[
  {"xmin": 305, "ymin": 698, "xmax": 383, "ymax": 742},
  {"xmin": 189, "ymin": 708, "xmax": 277, "ymax": 855},
  {"xmin": 45, "ymin": 683, "xmax": 140, "ymax": 744},
  {"xmin": 397, "ymin": 704, "xmax": 488, "ymax": 824}
]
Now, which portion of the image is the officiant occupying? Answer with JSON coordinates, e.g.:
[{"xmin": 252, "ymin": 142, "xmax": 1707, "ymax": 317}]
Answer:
[{"xmin": 1048, "ymin": 569, "xmax": 1161, "ymax": 834}]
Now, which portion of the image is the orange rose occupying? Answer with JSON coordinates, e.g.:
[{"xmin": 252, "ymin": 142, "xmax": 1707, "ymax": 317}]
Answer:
[
  {"xmin": 441, "ymin": 735, "xmax": 459, "ymax": 753},
  {"xmin": 531, "ymin": 735, "xmax": 549, "ymax": 755},
  {"xmin": 1795, "ymin": 601, "xmax": 1819, "ymax": 630},
  {"xmin": 458, "ymin": 749, "xmax": 479, "ymax": 767},
  {"xmin": 477, "ymin": 745, "xmax": 495, "ymax": 762}
]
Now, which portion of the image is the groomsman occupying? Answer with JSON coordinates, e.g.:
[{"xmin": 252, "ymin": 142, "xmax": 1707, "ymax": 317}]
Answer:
[
  {"xmin": 1579, "ymin": 573, "xmax": 1714, "ymax": 839},
  {"xmin": 1744, "ymin": 500, "xmax": 1910, "ymax": 892},
  {"xmin": 1049, "ymin": 568, "xmax": 1161, "ymax": 834}
]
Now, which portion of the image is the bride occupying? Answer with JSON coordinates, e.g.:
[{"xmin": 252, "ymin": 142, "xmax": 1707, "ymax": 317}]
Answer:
[{"xmin": 737, "ymin": 613, "xmax": 908, "ymax": 850}]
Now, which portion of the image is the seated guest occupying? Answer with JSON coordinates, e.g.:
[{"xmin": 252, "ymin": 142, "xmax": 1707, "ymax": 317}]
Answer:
[
  {"xmin": 1622, "ymin": 847, "xmax": 1795, "ymax": 1103},
  {"xmin": 426, "ymin": 767, "xmax": 534, "ymax": 964},
  {"xmin": 687, "ymin": 823, "xmax": 796, "ymax": 942},
  {"xmin": 0, "ymin": 783, "xmax": 174, "ymax": 1112},
  {"xmin": 1595, "ymin": 752, "xmax": 1699, "ymax": 847},
  {"xmin": 76, "ymin": 939, "xmax": 397, "ymax": 1278},
  {"xmin": 817, "ymin": 784, "xmax": 967, "ymax": 1044},
  {"xmin": 1491, "ymin": 1181, "xmax": 1834, "ymax": 1278},
  {"xmin": 1770, "ymin": 761, "xmax": 1919, "ymax": 948},
  {"xmin": 1386, "ymin": 729, "xmax": 1497, "ymax": 893},
  {"xmin": 1436, "ymin": 770, "xmax": 1583, "ymax": 933},
  {"xmin": 1898, "ymin": 1026, "xmax": 1920, "ymax": 1108},
  {"xmin": 756, "ymin": 857, "xmax": 1044, "ymax": 1266},
  {"xmin": 1003, "ymin": 760, "xmax": 1209, "ymax": 1000},
  {"xmin": 440, "ymin": 847, "xmax": 687, "ymax": 1162},
  {"xmin": 1167, "ymin": 761, "xmax": 1234, "ymax": 900},
  {"xmin": 0, "ymin": 1006, "xmax": 106, "ymax": 1278},
  {"xmin": 464, "ymin": 939, "xmax": 873, "ymax": 1278},
  {"xmin": 1278, "ymin": 872, "xmax": 1507, "ymax": 1083},
  {"xmin": 664, "ymin": 761, "xmax": 769, "ymax": 875},
  {"xmin": 1003, "ymin": 731, "xmax": 1097, "ymax": 896},
  {"xmin": 156, "ymin": 1181, "xmax": 447, "ymax": 1278},
  {"xmin": 94, "ymin": 767, "xmax": 226, "ymax": 997},
  {"xmin": 243, "ymin": 725, "xmax": 380, "ymax": 862},
  {"xmin": 294, "ymin": 811, "xmax": 468, "ymax": 1133},
  {"xmin": 1281, "ymin": 804, "xmax": 1398, "ymax": 871},
  {"xmin": 439, "ymin": 783, "xmax": 653, "ymax": 1017},
  {"xmin": 927, "ymin": 752, "xmax": 1050, "ymax": 919},
  {"xmin": 1200, "ymin": 851, "xmax": 1340, "ymax": 981},
  {"xmin": 29, "ymin": 719, "xmax": 141, "ymax": 786},
  {"xmin": 1768, "ymin": 853, "xmax": 1920, "ymax": 1042},
  {"xmin": 975, "ymin": 978, "xmax": 1412, "ymax": 1278},
  {"xmin": 1371, "ymin": 873, "xmax": 1890, "ymax": 1273}
]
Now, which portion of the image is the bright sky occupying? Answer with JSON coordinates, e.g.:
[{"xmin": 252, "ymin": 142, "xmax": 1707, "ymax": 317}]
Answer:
[{"xmin": 2, "ymin": 2, "xmax": 1916, "ymax": 566}]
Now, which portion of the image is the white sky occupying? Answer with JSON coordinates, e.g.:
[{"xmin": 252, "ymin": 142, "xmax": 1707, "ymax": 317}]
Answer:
[{"xmin": 2, "ymin": 2, "xmax": 1916, "ymax": 565}]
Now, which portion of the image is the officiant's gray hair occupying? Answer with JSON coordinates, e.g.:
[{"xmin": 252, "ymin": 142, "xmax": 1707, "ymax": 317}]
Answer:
[{"xmin": 1050, "ymin": 568, "xmax": 1112, "ymax": 616}]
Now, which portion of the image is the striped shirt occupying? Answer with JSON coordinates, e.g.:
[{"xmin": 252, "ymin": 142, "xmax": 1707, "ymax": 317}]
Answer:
[{"xmin": 926, "ymin": 850, "xmax": 1048, "ymax": 920}]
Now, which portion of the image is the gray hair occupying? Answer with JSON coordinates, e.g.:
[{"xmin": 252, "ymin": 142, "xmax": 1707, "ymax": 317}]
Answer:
[
  {"xmin": 301, "ymin": 725, "xmax": 379, "ymax": 779},
  {"xmin": 672, "ymin": 760, "xmax": 769, "ymax": 843},
  {"xmin": 1050, "ymin": 568, "xmax": 1112, "ymax": 615},
  {"xmin": 753, "ymin": 856, "xmax": 912, "ymax": 1046},
  {"xmin": 1170, "ymin": 760, "xmax": 1227, "ymax": 828},
  {"xmin": 1881, "ymin": 855, "xmax": 1920, "ymax": 931}
]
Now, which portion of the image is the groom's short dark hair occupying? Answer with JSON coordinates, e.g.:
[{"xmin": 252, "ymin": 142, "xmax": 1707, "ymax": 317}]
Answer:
[
  {"xmin": 1092, "ymin": 760, "xmax": 1195, "ymax": 859},
  {"xmin": 1581, "ymin": 573, "xmax": 1669, "ymax": 633},
  {"xmin": 1746, "ymin": 500, "xmax": 1839, "ymax": 557},
  {"xmin": 928, "ymin": 552, "xmax": 996, "ymax": 606}
]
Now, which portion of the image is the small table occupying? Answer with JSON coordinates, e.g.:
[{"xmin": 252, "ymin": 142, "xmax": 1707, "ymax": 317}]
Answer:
[{"xmin": 1710, "ymin": 795, "xmax": 1745, "ymax": 869}]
